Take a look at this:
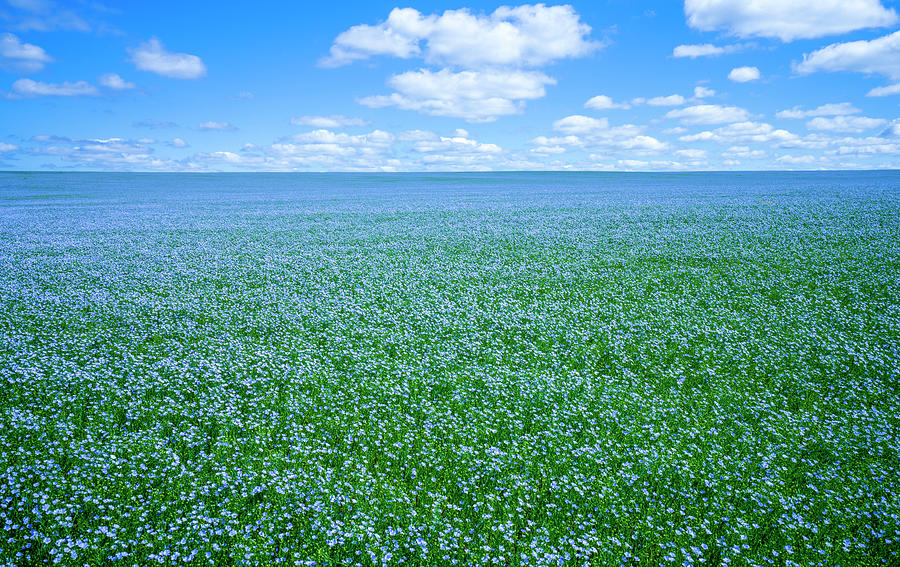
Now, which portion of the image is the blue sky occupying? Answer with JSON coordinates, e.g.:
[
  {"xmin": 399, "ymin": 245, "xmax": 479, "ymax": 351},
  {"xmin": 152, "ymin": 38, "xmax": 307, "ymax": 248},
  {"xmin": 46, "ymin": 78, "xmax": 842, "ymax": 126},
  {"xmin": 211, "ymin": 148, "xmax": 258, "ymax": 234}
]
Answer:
[{"xmin": 2, "ymin": 0, "xmax": 900, "ymax": 171}]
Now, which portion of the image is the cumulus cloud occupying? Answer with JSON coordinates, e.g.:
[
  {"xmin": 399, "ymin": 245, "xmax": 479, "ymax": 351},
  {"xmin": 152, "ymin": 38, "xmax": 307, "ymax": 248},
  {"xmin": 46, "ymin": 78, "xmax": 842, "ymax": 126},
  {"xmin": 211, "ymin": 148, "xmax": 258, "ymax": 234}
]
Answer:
[
  {"xmin": 775, "ymin": 103, "xmax": 860, "ymax": 119},
  {"xmin": 723, "ymin": 146, "xmax": 766, "ymax": 159},
  {"xmin": 665, "ymin": 104, "xmax": 751, "ymax": 125},
  {"xmin": 679, "ymin": 121, "xmax": 799, "ymax": 144},
  {"xmin": 795, "ymin": 30, "xmax": 900, "ymax": 83},
  {"xmin": 674, "ymin": 149, "xmax": 708, "ymax": 160},
  {"xmin": 584, "ymin": 95, "xmax": 630, "ymax": 110},
  {"xmin": 6, "ymin": 78, "xmax": 98, "ymax": 99},
  {"xmin": 867, "ymin": 83, "xmax": 900, "ymax": 97},
  {"xmin": 685, "ymin": 0, "xmax": 898, "ymax": 42},
  {"xmin": 775, "ymin": 154, "xmax": 817, "ymax": 165},
  {"xmin": 806, "ymin": 115, "xmax": 887, "ymax": 133},
  {"xmin": 672, "ymin": 43, "xmax": 741, "ymax": 58},
  {"xmin": 129, "ymin": 38, "xmax": 206, "ymax": 79},
  {"xmin": 694, "ymin": 86, "xmax": 715, "ymax": 98},
  {"xmin": 0, "ymin": 33, "xmax": 52, "ymax": 73},
  {"xmin": 99, "ymin": 73, "xmax": 136, "ymax": 90},
  {"xmin": 169, "ymin": 138, "xmax": 189, "ymax": 148},
  {"xmin": 28, "ymin": 135, "xmax": 200, "ymax": 171},
  {"xmin": 728, "ymin": 66, "xmax": 760, "ymax": 82},
  {"xmin": 290, "ymin": 115, "xmax": 370, "ymax": 128},
  {"xmin": 646, "ymin": 94, "xmax": 686, "ymax": 107},
  {"xmin": 321, "ymin": 5, "xmax": 599, "ymax": 68},
  {"xmin": 359, "ymin": 68, "xmax": 554, "ymax": 122},
  {"xmin": 198, "ymin": 121, "xmax": 236, "ymax": 131},
  {"xmin": 0, "ymin": 142, "xmax": 19, "ymax": 152},
  {"xmin": 552, "ymin": 115, "xmax": 609, "ymax": 135}
]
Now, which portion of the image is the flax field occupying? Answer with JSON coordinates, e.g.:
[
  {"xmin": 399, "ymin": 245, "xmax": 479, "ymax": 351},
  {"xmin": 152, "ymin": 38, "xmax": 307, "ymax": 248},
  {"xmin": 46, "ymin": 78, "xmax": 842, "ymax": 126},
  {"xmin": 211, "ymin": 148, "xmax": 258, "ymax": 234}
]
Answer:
[{"xmin": 1, "ymin": 171, "xmax": 898, "ymax": 567}]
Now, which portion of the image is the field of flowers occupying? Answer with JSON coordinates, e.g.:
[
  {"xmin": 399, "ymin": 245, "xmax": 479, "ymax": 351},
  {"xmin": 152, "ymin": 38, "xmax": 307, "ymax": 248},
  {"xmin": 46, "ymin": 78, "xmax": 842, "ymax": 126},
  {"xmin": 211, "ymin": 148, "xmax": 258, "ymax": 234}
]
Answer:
[{"xmin": 1, "ymin": 171, "xmax": 898, "ymax": 567}]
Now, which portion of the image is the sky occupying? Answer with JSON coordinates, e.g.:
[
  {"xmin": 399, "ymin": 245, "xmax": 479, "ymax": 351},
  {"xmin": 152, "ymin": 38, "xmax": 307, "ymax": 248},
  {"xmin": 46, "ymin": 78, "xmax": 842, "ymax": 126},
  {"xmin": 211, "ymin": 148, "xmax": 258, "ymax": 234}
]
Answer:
[{"xmin": 1, "ymin": 0, "xmax": 900, "ymax": 172}]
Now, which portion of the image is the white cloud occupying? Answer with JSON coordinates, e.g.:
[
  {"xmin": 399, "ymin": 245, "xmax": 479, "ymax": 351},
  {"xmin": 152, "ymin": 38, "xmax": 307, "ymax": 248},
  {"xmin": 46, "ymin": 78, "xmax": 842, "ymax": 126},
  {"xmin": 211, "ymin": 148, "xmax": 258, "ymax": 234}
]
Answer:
[
  {"xmin": 694, "ymin": 86, "xmax": 715, "ymax": 98},
  {"xmin": 672, "ymin": 43, "xmax": 741, "ymax": 58},
  {"xmin": 775, "ymin": 103, "xmax": 860, "ymax": 119},
  {"xmin": 413, "ymin": 134, "xmax": 502, "ymax": 155},
  {"xmin": 867, "ymin": 83, "xmax": 900, "ymax": 97},
  {"xmin": 6, "ymin": 78, "xmax": 98, "ymax": 99},
  {"xmin": 728, "ymin": 66, "xmax": 760, "ymax": 82},
  {"xmin": 99, "ymin": 73, "xmax": 136, "ymax": 90},
  {"xmin": 881, "ymin": 120, "xmax": 900, "ymax": 137},
  {"xmin": 723, "ymin": 146, "xmax": 766, "ymax": 159},
  {"xmin": 198, "ymin": 121, "xmax": 236, "ymax": 131},
  {"xmin": 685, "ymin": 0, "xmax": 898, "ymax": 41},
  {"xmin": 666, "ymin": 104, "xmax": 751, "ymax": 125},
  {"xmin": 775, "ymin": 154, "xmax": 817, "ymax": 165},
  {"xmin": 0, "ymin": 142, "xmax": 18, "ymax": 152},
  {"xmin": 530, "ymin": 145, "xmax": 567, "ymax": 154},
  {"xmin": 806, "ymin": 115, "xmax": 887, "ymax": 133},
  {"xmin": 618, "ymin": 136, "xmax": 668, "ymax": 151},
  {"xmin": 170, "ymin": 138, "xmax": 188, "ymax": 148},
  {"xmin": 321, "ymin": 5, "xmax": 599, "ymax": 68},
  {"xmin": 129, "ymin": 38, "xmax": 206, "ymax": 79},
  {"xmin": 646, "ymin": 94, "xmax": 685, "ymax": 107},
  {"xmin": 359, "ymin": 68, "xmax": 554, "ymax": 122},
  {"xmin": 795, "ymin": 30, "xmax": 900, "ymax": 81},
  {"xmin": 290, "ymin": 115, "xmax": 370, "ymax": 128},
  {"xmin": 4, "ymin": 0, "xmax": 91, "ymax": 33},
  {"xmin": 0, "ymin": 33, "xmax": 52, "ymax": 72},
  {"xmin": 585, "ymin": 95, "xmax": 629, "ymax": 110},
  {"xmin": 679, "ymin": 121, "xmax": 799, "ymax": 144},
  {"xmin": 674, "ymin": 149, "xmax": 707, "ymax": 159},
  {"xmin": 28, "ymin": 135, "xmax": 200, "ymax": 171},
  {"xmin": 552, "ymin": 115, "xmax": 609, "ymax": 135}
]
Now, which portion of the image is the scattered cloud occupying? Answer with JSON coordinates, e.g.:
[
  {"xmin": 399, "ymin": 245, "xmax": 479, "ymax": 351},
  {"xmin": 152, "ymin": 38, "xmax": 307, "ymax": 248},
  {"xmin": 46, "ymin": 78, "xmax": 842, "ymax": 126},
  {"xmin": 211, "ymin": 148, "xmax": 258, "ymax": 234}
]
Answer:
[
  {"xmin": 552, "ymin": 115, "xmax": 610, "ymax": 135},
  {"xmin": 693, "ymin": 86, "xmax": 715, "ymax": 98},
  {"xmin": 290, "ymin": 115, "xmax": 370, "ymax": 128},
  {"xmin": 99, "ymin": 73, "xmax": 136, "ymax": 90},
  {"xmin": 359, "ymin": 68, "xmax": 554, "ymax": 122},
  {"xmin": 672, "ymin": 43, "xmax": 741, "ymax": 58},
  {"xmin": 867, "ymin": 83, "xmax": 900, "ymax": 97},
  {"xmin": 723, "ymin": 146, "xmax": 766, "ymax": 159},
  {"xmin": 6, "ymin": 78, "xmax": 98, "ymax": 99},
  {"xmin": 321, "ymin": 5, "xmax": 599, "ymax": 68},
  {"xmin": 806, "ymin": 115, "xmax": 887, "ymax": 133},
  {"xmin": 133, "ymin": 120, "xmax": 177, "ymax": 129},
  {"xmin": 795, "ymin": 30, "xmax": 900, "ymax": 81},
  {"xmin": 3, "ymin": 0, "xmax": 91, "ymax": 32},
  {"xmin": 27, "ymin": 135, "xmax": 201, "ymax": 171},
  {"xmin": 881, "ymin": 120, "xmax": 900, "ymax": 137},
  {"xmin": 169, "ymin": 138, "xmax": 189, "ymax": 148},
  {"xmin": 646, "ymin": 94, "xmax": 686, "ymax": 107},
  {"xmin": 666, "ymin": 104, "xmax": 751, "ymax": 125},
  {"xmin": 685, "ymin": 0, "xmax": 898, "ymax": 41},
  {"xmin": 679, "ymin": 121, "xmax": 799, "ymax": 144},
  {"xmin": 728, "ymin": 66, "xmax": 760, "ymax": 83},
  {"xmin": 129, "ymin": 38, "xmax": 206, "ymax": 79},
  {"xmin": 0, "ymin": 33, "xmax": 52, "ymax": 73},
  {"xmin": 674, "ymin": 149, "xmax": 708, "ymax": 160},
  {"xmin": 775, "ymin": 154, "xmax": 817, "ymax": 165},
  {"xmin": 0, "ymin": 142, "xmax": 19, "ymax": 152},
  {"xmin": 775, "ymin": 103, "xmax": 860, "ymax": 119},
  {"xmin": 198, "ymin": 121, "xmax": 236, "ymax": 131},
  {"xmin": 585, "ymin": 95, "xmax": 630, "ymax": 110}
]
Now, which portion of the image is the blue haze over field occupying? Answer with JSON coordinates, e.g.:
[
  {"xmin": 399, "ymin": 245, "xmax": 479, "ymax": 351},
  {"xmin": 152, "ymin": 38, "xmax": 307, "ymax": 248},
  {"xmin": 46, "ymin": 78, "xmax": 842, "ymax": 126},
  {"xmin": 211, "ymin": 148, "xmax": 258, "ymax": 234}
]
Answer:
[{"xmin": 2, "ymin": 1, "xmax": 900, "ymax": 171}]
